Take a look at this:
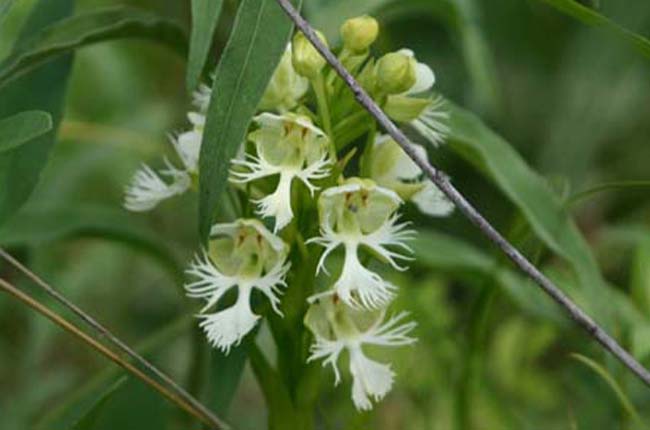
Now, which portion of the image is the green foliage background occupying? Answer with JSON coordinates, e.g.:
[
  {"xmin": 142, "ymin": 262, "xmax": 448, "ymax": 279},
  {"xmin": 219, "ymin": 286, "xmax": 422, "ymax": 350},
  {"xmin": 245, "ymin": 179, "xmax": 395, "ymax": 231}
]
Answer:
[{"xmin": 1, "ymin": 0, "xmax": 650, "ymax": 429}]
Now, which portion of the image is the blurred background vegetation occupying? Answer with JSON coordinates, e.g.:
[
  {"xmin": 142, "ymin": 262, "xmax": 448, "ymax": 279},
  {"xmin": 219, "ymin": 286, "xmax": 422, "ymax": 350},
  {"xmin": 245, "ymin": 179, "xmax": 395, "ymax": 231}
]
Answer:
[{"xmin": 1, "ymin": 0, "xmax": 650, "ymax": 429}]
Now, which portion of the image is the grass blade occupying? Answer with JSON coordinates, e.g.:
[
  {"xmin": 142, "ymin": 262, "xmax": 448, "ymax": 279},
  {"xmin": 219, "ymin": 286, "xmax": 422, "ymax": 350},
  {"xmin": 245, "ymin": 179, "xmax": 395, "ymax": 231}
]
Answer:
[
  {"xmin": 536, "ymin": 0, "xmax": 650, "ymax": 59},
  {"xmin": 70, "ymin": 377, "xmax": 128, "ymax": 430},
  {"xmin": 570, "ymin": 353, "xmax": 643, "ymax": 425}
]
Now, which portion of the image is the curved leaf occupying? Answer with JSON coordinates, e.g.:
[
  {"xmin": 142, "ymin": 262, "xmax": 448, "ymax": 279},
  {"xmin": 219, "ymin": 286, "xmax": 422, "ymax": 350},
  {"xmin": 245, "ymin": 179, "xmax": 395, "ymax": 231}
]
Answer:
[
  {"xmin": 0, "ymin": 110, "xmax": 52, "ymax": 153},
  {"xmin": 0, "ymin": 0, "xmax": 74, "ymax": 227},
  {"xmin": 446, "ymin": 101, "xmax": 612, "ymax": 326},
  {"xmin": 569, "ymin": 180, "xmax": 650, "ymax": 207},
  {"xmin": 70, "ymin": 377, "xmax": 128, "ymax": 430},
  {"xmin": 0, "ymin": 6, "xmax": 187, "ymax": 89},
  {"xmin": 536, "ymin": 0, "xmax": 650, "ymax": 60},
  {"xmin": 570, "ymin": 353, "xmax": 643, "ymax": 425},
  {"xmin": 187, "ymin": 0, "xmax": 224, "ymax": 91},
  {"xmin": 0, "ymin": 205, "xmax": 183, "ymax": 282},
  {"xmin": 198, "ymin": 0, "xmax": 299, "ymax": 240},
  {"xmin": 412, "ymin": 229, "xmax": 564, "ymax": 322}
]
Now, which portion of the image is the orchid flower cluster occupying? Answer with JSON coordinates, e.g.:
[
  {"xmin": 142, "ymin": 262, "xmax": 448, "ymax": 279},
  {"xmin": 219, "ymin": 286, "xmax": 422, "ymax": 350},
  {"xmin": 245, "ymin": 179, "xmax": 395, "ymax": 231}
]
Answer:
[{"xmin": 124, "ymin": 15, "xmax": 453, "ymax": 412}]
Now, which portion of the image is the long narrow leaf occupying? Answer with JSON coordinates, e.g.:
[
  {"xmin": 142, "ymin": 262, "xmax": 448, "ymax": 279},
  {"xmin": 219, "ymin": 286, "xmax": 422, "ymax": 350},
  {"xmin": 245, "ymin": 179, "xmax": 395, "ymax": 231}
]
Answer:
[
  {"xmin": 0, "ymin": 205, "xmax": 183, "ymax": 282},
  {"xmin": 411, "ymin": 230, "xmax": 563, "ymax": 322},
  {"xmin": 536, "ymin": 0, "xmax": 650, "ymax": 59},
  {"xmin": 70, "ymin": 377, "xmax": 128, "ymax": 430},
  {"xmin": 570, "ymin": 353, "xmax": 643, "ymax": 425},
  {"xmin": 0, "ymin": 6, "xmax": 187, "ymax": 89},
  {"xmin": 0, "ymin": 110, "xmax": 52, "ymax": 153},
  {"xmin": 198, "ymin": 0, "xmax": 299, "ymax": 240},
  {"xmin": 447, "ymin": 102, "xmax": 612, "ymax": 326},
  {"xmin": 187, "ymin": 0, "xmax": 224, "ymax": 91}
]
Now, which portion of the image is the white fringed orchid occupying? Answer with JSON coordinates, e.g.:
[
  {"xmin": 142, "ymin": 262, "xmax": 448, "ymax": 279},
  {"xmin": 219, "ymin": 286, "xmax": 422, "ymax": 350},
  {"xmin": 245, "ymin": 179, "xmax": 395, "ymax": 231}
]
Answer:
[
  {"xmin": 308, "ymin": 178, "xmax": 414, "ymax": 309},
  {"xmin": 370, "ymin": 134, "xmax": 453, "ymax": 217},
  {"xmin": 185, "ymin": 219, "xmax": 290, "ymax": 353},
  {"xmin": 230, "ymin": 113, "xmax": 332, "ymax": 232},
  {"xmin": 305, "ymin": 297, "xmax": 416, "ymax": 411},
  {"xmin": 384, "ymin": 49, "xmax": 449, "ymax": 147},
  {"xmin": 124, "ymin": 110, "xmax": 205, "ymax": 211},
  {"xmin": 260, "ymin": 44, "xmax": 309, "ymax": 113}
]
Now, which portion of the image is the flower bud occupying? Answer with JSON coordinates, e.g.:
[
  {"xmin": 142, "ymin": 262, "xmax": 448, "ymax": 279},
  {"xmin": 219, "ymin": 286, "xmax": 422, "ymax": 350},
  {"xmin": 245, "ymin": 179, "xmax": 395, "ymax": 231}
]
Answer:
[
  {"xmin": 292, "ymin": 31, "xmax": 328, "ymax": 79},
  {"xmin": 376, "ymin": 52, "xmax": 417, "ymax": 95},
  {"xmin": 340, "ymin": 15, "xmax": 379, "ymax": 53}
]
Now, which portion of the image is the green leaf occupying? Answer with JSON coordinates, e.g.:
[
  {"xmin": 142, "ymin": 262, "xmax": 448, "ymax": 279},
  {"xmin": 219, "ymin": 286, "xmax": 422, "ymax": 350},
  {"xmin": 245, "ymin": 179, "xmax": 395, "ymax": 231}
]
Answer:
[
  {"xmin": 207, "ymin": 342, "xmax": 248, "ymax": 416},
  {"xmin": 446, "ymin": 102, "xmax": 612, "ymax": 325},
  {"xmin": 0, "ymin": 204, "xmax": 183, "ymax": 282},
  {"xmin": 198, "ymin": 0, "xmax": 299, "ymax": 240},
  {"xmin": 570, "ymin": 353, "xmax": 643, "ymax": 425},
  {"xmin": 0, "ymin": 0, "xmax": 74, "ymax": 227},
  {"xmin": 187, "ymin": 0, "xmax": 224, "ymax": 91},
  {"xmin": 0, "ymin": 110, "xmax": 51, "ymax": 153},
  {"xmin": 569, "ymin": 180, "xmax": 650, "ymax": 207},
  {"xmin": 535, "ymin": 0, "xmax": 650, "ymax": 60},
  {"xmin": 0, "ymin": 6, "xmax": 187, "ymax": 89},
  {"xmin": 411, "ymin": 230, "xmax": 563, "ymax": 322},
  {"xmin": 70, "ymin": 377, "xmax": 127, "ymax": 430}
]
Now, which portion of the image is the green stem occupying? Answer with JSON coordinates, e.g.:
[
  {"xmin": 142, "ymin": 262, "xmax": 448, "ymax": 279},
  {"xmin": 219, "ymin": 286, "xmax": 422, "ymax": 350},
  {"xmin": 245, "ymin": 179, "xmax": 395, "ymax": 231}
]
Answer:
[
  {"xmin": 360, "ymin": 123, "xmax": 376, "ymax": 177},
  {"xmin": 312, "ymin": 73, "xmax": 336, "ymax": 160},
  {"xmin": 455, "ymin": 284, "xmax": 495, "ymax": 430}
]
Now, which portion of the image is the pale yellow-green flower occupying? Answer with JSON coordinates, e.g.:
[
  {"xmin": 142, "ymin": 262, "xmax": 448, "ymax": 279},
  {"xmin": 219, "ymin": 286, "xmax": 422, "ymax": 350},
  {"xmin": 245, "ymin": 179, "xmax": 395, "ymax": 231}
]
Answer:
[
  {"xmin": 185, "ymin": 219, "xmax": 290, "ymax": 353},
  {"xmin": 305, "ymin": 297, "xmax": 416, "ymax": 411}
]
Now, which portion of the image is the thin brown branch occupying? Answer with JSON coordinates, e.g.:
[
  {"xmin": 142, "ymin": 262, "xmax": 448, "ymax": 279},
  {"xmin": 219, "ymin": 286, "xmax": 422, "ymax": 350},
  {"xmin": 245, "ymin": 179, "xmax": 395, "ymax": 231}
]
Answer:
[
  {"xmin": 0, "ymin": 277, "xmax": 223, "ymax": 428},
  {"xmin": 0, "ymin": 249, "xmax": 229, "ymax": 430},
  {"xmin": 273, "ymin": 0, "xmax": 650, "ymax": 388}
]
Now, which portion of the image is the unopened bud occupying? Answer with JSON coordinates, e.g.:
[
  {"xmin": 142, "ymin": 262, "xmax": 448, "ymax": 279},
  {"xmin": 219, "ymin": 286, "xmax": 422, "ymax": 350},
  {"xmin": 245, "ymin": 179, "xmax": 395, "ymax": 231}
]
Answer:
[
  {"xmin": 292, "ymin": 31, "xmax": 328, "ymax": 79},
  {"xmin": 376, "ymin": 52, "xmax": 416, "ymax": 95},
  {"xmin": 341, "ymin": 15, "xmax": 379, "ymax": 53}
]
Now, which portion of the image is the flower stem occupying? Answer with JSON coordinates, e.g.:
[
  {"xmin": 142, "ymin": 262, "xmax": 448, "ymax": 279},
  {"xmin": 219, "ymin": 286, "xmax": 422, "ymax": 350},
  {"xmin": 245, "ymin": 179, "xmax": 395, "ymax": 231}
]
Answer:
[{"xmin": 312, "ymin": 73, "xmax": 336, "ymax": 160}]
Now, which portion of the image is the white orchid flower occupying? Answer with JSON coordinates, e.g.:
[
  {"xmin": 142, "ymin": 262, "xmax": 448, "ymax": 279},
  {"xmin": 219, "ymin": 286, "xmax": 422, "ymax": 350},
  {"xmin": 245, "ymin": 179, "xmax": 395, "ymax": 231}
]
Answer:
[
  {"xmin": 124, "ymin": 98, "xmax": 207, "ymax": 212},
  {"xmin": 307, "ymin": 178, "xmax": 414, "ymax": 309},
  {"xmin": 185, "ymin": 219, "xmax": 290, "ymax": 353},
  {"xmin": 305, "ymin": 297, "xmax": 416, "ymax": 411},
  {"xmin": 383, "ymin": 49, "xmax": 449, "ymax": 147},
  {"xmin": 260, "ymin": 44, "xmax": 309, "ymax": 113},
  {"xmin": 230, "ymin": 113, "xmax": 332, "ymax": 232},
  {"xmin": 370, "ymin": 134, "xmax": 453, "ymax": 217}
]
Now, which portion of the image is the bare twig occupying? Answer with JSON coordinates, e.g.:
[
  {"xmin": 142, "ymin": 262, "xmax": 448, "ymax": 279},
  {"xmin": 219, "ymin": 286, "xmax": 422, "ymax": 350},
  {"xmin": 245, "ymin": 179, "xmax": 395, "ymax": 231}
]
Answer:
[
  {"xmin": 0, "ymin": 278, "xmax": 225, "ymax": 428},
  {"xmin": 0, "ymin": 249, "xmax": 229, "ymax": 430},
  {"xmin": 273, "ymin": 0, "xmax": 650, "ymax": 388}
]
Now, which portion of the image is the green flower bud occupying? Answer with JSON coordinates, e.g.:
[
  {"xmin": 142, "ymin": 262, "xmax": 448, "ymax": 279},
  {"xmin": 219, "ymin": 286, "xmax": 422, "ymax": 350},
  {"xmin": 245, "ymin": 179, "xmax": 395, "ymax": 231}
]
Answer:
[
  {"xmin": 292, "ymin": 31, "xmax": 328, "ymax": 79},
  {"xmin": 376, "ymin": 51, "xmax": 417, "ymax": 95},
  {"xmin": 384, "ymin": 94, "xmax": 430, "ymax": 122},
  {"xmin": 340, "ymin": 15, "xmax": 379, "ymax": 53}
]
